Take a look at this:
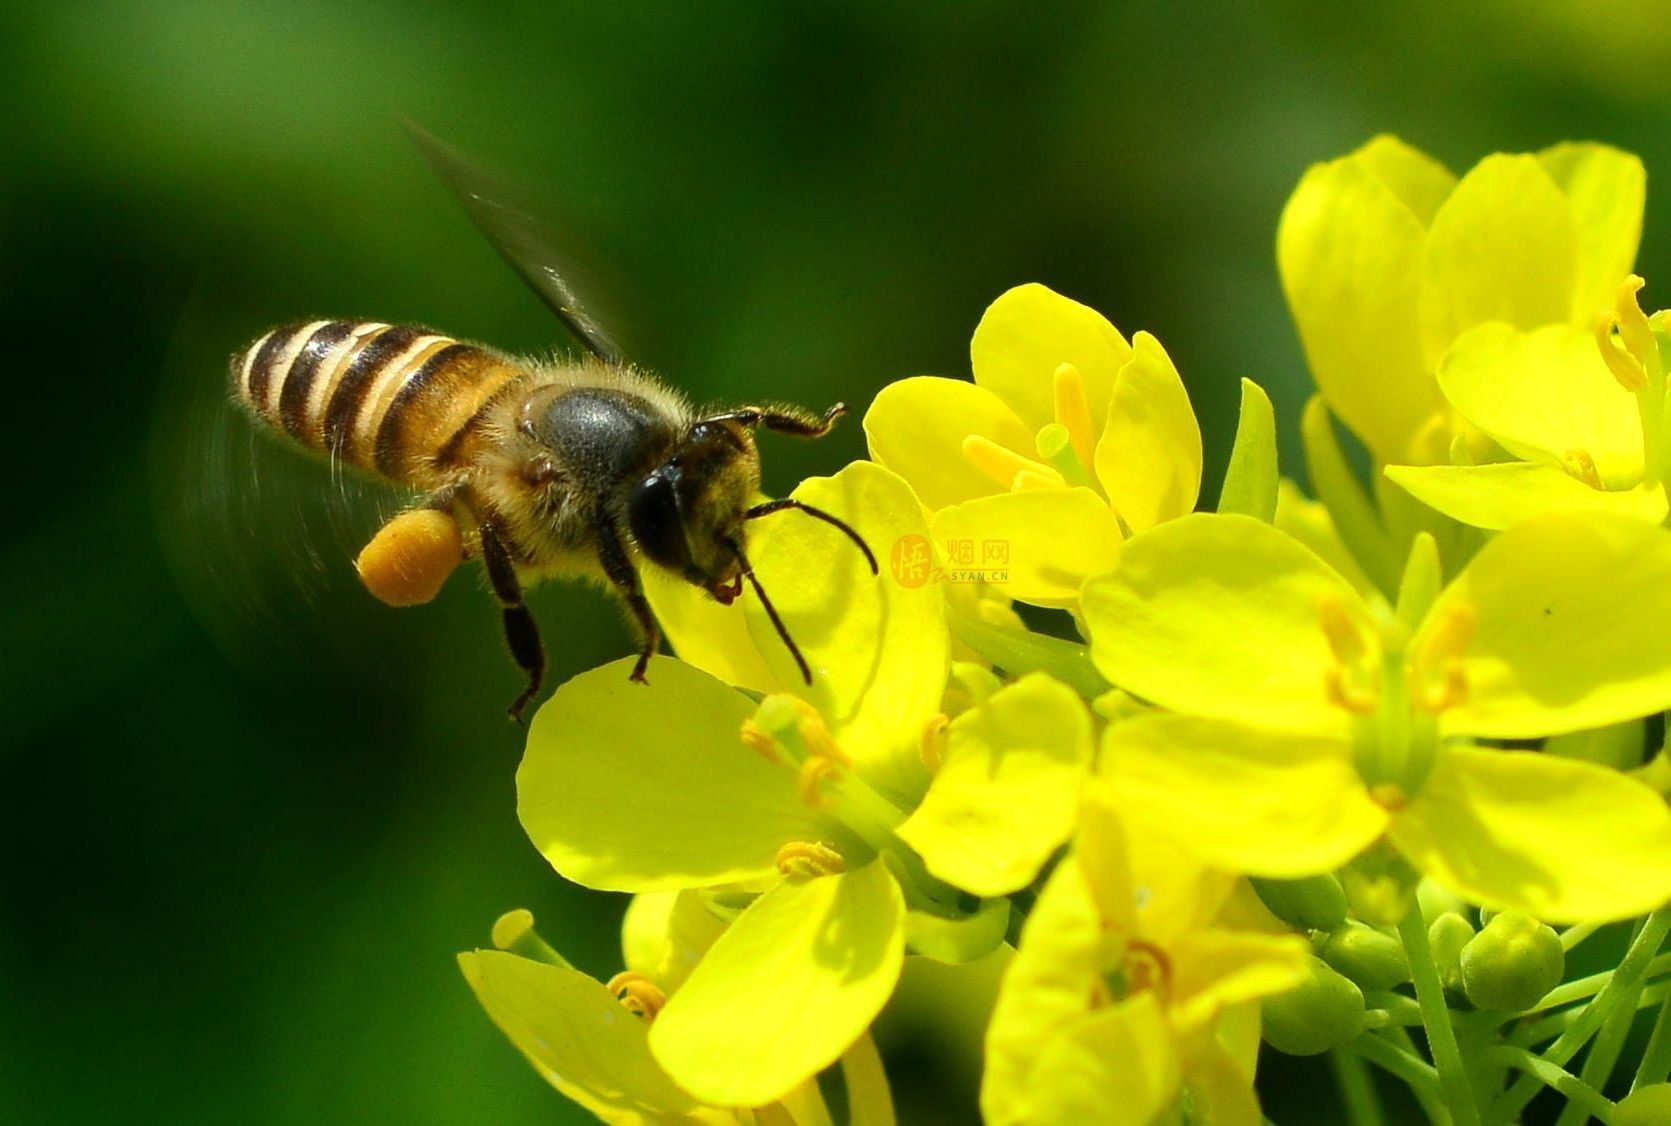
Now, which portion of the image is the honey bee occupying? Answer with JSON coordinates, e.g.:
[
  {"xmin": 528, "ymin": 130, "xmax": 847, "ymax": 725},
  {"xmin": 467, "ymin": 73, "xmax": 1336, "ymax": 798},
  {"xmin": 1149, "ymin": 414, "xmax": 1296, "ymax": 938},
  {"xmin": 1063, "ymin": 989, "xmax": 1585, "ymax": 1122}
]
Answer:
[{"xmin": 229, "ymin": 127, "xmax": 876, "ymax": 721}]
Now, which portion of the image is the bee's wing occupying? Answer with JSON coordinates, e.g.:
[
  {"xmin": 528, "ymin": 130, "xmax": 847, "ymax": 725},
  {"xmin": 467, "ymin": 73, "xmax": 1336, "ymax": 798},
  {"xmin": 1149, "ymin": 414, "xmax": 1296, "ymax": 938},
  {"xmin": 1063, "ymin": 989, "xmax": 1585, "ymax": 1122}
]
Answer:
[
  {"xmin": 404, "ymin": 120, "xmax": 635, "ymax": 366},
  {"xmin": 151, "ymin": 283, "xmax": 412, "ymax": 675}
]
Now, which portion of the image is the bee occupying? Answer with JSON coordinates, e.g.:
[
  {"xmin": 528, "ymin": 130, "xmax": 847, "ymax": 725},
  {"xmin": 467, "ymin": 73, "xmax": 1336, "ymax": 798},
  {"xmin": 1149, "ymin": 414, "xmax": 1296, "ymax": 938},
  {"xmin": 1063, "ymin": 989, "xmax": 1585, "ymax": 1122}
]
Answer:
[{"xmin": 228, "ymin": 127, "xmax": 876, "ymax": 721}]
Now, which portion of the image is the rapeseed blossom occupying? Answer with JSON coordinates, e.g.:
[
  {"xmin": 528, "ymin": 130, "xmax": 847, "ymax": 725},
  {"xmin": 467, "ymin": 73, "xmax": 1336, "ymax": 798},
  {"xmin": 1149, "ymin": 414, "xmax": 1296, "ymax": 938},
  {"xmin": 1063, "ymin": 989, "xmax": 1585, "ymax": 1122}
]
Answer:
[{"xmin": 458, "ymin": 136, "xmax": 1671, "ymax": 1125}]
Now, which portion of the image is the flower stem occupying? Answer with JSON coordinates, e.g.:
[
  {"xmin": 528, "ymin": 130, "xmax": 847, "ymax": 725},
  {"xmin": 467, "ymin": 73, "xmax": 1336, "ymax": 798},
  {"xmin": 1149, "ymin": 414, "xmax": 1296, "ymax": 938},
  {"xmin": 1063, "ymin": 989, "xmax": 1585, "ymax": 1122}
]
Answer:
[
  {"xmin": 1353, "ymin": 1033, "xmax": 1444, "ymax": 1114},
  {"xmin": 1331, "ymin": 1045, "xmax": 1386, "ymax": 1126},
  {"xmin": 841, "ymin": 1030, "xmax": 896, "ymax": 1126},
  {"xmin": 1496, "ymin": 905, "xmax": 1671, "ymax": 1120},
  {"xmin": 1633, "ymin": 985, "xmax": 1671, "ymax": 1091},
  {"xmin": 1398, "ymin": 907, "xmax": 1482, "ymax": 1126},
  {"xmin": 945, "ymin": 612, "xmax": 1110, "ymax": 699},
  {"xmin": 1489, "ymin": 1047, "xmax": 1614, "ymax": 1124}
]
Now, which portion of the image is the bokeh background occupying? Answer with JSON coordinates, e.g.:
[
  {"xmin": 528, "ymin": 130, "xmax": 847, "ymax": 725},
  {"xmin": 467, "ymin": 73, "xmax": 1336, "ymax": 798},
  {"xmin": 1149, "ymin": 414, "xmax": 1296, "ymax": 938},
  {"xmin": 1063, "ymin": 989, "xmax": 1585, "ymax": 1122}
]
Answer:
[{"xmin": 7, "ymin": 3, "xmax": 1671, "ymax": 1123}]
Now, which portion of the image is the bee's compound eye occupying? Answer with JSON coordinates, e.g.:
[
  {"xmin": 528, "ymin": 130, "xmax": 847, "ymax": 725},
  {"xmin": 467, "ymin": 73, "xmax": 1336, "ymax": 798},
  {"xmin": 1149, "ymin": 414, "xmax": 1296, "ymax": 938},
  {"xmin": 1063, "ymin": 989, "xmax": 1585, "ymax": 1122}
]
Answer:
[
  {"xmin": 356, "ymin": 508, "xmax": 464, "ymax": 606},
  {"xmin": 627, "ymin": 469, "xmax": 693, "ymax": 573}
]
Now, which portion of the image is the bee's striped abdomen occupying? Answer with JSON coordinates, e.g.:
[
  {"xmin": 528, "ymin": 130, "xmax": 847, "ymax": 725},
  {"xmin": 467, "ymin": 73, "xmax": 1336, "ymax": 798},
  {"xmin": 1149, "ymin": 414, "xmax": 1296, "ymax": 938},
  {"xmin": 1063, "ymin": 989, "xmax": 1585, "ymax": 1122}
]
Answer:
[{"xmin": 233, "ymin": 320, "xmax": 529, "ymax": 487}]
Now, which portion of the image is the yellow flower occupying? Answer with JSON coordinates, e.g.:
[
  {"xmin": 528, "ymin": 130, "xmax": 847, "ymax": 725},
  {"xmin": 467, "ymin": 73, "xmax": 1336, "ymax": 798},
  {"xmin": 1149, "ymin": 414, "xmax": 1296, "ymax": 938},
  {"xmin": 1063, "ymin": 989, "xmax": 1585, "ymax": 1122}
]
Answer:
[
  {"xmin": 982, "ymin": 793, "xmax": 1306, "ymax": 1125},
  {"xmin": 1080, "ymin": 511, "xmax": 1671, "ymax": 922},
  {"xmin": 863, "ymin": 283, "xmax": 1202, "ymax": 607},
  {"xmin": 1279, "ymin": 135, "xmax": 1644, "ymax": 466},
  {"xmin": 1386, "ymin": 275, "xmax": 1671, "ymax": 527}
]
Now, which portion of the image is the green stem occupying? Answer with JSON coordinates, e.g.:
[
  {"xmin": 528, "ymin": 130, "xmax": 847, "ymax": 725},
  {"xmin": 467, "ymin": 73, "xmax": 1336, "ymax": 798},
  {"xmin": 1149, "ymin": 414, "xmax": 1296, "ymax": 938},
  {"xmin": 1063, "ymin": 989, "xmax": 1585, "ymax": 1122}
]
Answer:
[
  {"xmin": 1557, "ymin": 939, "xmax": 1652, "ymax": 1126},
  {"xmin": 1489, "ymin": 1047, "xmax": 1614, "ymax": 1123},
  {"xmin": 946, "ymin": 612, "xmax": 1110, "ymax": 699},
  {"xmin": 1528, "ymin": 952, "xmax": 1671, "ymax": 1015},
  {"xmin": 1331, "ymin": 1045, "xmax": 1387, "ymax": 1126},
  {"xmin": 1354, "ymin": 1033, "xmax": 1445, "ymax": 1117},
  {"xmin": 1632, "ymin": 984, "xmax": 1671, "ymax": 1091},
  {"xmin": 1560, "ymin": 923, "xmax": 1601, "ymax": 953},
  {"xmin": 1362, "ymin": 991, "xmax": 1425, "ymax": 1028},
  {"xmin": 1398, "ymin": 908, "xmax": 1482, "ymax": 1126},
  {"xmin": 1496, "ymin": 906, "xmax": 1671, "ymax": 1120},
  {"xmin": 1517, "ymin": 978, "xmax": 1670, "ymax": 1047}
]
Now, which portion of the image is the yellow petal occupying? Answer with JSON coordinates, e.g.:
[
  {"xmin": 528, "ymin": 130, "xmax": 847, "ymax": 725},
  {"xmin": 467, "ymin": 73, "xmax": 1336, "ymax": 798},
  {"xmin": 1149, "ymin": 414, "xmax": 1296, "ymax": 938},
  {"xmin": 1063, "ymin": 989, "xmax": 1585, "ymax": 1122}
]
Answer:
[
  {"xmin": 620, "ymin": 890, "xmax": 729, "ymax": 993},
  {"xmin": 897, "ymin": 674, "xmax": 1094, "ymax": 896},
  {"xmin": 1082, "ymin": 513, "xmax": 1367, "ymax": 731},
  {"xmin": 1351, "ymin": 134, "xmax": 1456, "ymax": 224},
  {"xmin": 931, "ymin": 489, "xmax": 1122, "ymax": 608},
  {"xmin": 458, "ymin": 950, "xmax": 708, "ymax": 1121},
  {"xmin": 1183, "ymin": 1033, "xmax": 1264, "ymax": 1126},
  {"xmin": 1430, "ymin": 510, "xmax": 1671, "ymax": 738},
  {"xmin": 1080, "ymin": 788, "xmax": 1237, "ymax": 945},
  {"xmin": 643, "ymin": 567, "xmax": 779, "ymax": 695},
  {"xmin": 1025, "ymin": 997, "xmax": 1183, "ymax": 1126},
  {"xmin": 981, "ymin": 860, "xmax": 1111, "ymax": 1125},
  {"xmin": 1277, "ymin": 151, "xmax": 1441, "ymax": 461},
  {"xmin": 1538, "ymin": 142, "xmax": 1645, "ymax": 322},
  {"xmin": 1437, "ymin": 322, "xmax": 1643, "ymax": 484},
  {"xmin": 862, "ymin": 376, "xmax": 1031, "ymax": 510},
  {"xmin": 970, "ymin": 283, "xmax": 1132, "ymax": 434},
  {"xmin": 1419, "ymin": 154, "xmax": 1579, "ymax": 366},
  {"xmin": 1389, "ymin": 747, "xmax": 1671, "ymax": 923},
  {"xmin": 520, "ymin": 658, "xmax": 824, "ymax": 891},
  {"xmin": 1100, "ymin": 714, "xmax": 1388, "ymax": 877},
  {"xmin": 1384, "ymin": 462, "xmax": 1668, "ymax": 530},
  {"xmin": 744, "ymin": 462, "xmax": 947, "ymax": 802},
  {"xmin": 1168, "ymin": 930, "xmax": 1309, "ymax": 1038},
  {"xmin": 1094, "ymin": 332, "xmax": 1203, "ymax": 531},
  {"xmin": 650, "ymin": 863, "xmax": 905, "ymax": 1106}
]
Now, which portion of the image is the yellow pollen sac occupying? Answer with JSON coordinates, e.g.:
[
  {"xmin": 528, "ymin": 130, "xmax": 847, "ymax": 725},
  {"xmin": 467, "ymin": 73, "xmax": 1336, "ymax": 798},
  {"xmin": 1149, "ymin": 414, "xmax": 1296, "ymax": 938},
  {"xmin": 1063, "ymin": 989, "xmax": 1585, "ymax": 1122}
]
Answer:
[
  {"xmin": 774, "ymin": 840, "xmax": 848, "ymax": 881},
  {"xmin": 1318, "ymin": 596, "xmax": 1379, "ymax": 713},
  {"xmin": 1563, "ymin": 448, "xmax": 1604, "ymax": 490},
  {"xmin": 1595, "ymin": 315, "xmax": 1647, "ymax": 392},
  {"xmin": 1368, "ymin": 783, "xmax": 1408, "ymax": 812},
  {"xmin": 1052, "ymin": 362, "xmax": 1097, "ymax": 471},
  {"xmin": 962, "ymin": 434, "xmax": 1064, "ymax": 492},
  {"xmin": 355, "ymin": 507, "xmax": 464, "ymax": 606},
  {"xmin": 740, "ymin": 718, "xmax": 782, "ymax": 763},
  {"xmin": 1122, "ymin": 940, "xmax": 1174, "ymax": 1001},
  {"xmin": 797, "ymin": 755, "xmax": 846, "ymax": 808},
  {"xmin": 1616, "ymin": 274, "xmax": 1657, "ymax": 370},
  {"xmin": 605, "ymin": 971, "xmax": 669, "ymax": 1022},
  {"xmin": 1410, "ymin": 602, "xmax": 1476, "ymax": 714},
  {"xmin": 1012, "ymin": 468, "xmax": 1064, "ymax": 492},
  {"xmin": 796, "ymin": 707, "xmax": 852, "ymax": 770},
  {"xmin": 920, "ymin": 712, "xmax": 950, "ymax": 772}
]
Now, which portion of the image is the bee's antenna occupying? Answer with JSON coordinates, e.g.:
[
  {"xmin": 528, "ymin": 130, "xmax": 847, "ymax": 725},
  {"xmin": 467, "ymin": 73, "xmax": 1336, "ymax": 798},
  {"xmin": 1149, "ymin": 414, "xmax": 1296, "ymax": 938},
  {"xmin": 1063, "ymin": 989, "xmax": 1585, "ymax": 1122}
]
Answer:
[
  {"xmin": 728, "ymin": 539, "xmax": 813, "ymax": 685},
  {"xmin": 744, "ymin": 499, "xmax": 879, "ymax": 575}
]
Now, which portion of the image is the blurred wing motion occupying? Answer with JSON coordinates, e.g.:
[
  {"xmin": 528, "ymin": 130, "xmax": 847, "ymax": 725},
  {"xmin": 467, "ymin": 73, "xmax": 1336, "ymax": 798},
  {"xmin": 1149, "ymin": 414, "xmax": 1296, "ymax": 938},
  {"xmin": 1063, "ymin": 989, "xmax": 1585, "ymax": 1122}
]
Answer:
[
  {"xmin": 404, "ymin": 119, "xmax": 632, "ymax": 366},
  {"xmin": 151, "ymin": 282, "xmax": 406, "ymax": 673}
]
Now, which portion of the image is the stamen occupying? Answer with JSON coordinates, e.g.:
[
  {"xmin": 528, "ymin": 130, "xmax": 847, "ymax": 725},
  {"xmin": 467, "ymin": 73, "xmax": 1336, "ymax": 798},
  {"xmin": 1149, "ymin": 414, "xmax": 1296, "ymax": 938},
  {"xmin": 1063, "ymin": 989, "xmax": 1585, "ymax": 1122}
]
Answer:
[
  {"xmin": 797, "ymin": 755, "xmax": 845, "ymax": 808},
  {"xmin": 774, "ymin": 840, "xmax": 847, "ymax": 880},
  {"xmin": 740, "ymin": 718, "xmax": 782, "ymax": 762},
  {"xmin": 1368, "ymin": 783, "xmax": 1408, "ymax": 812},
  {"xmin": 605, "ymin": 971, "xmax": 668, "ymax": 1022},
  {"xmin": 1563, "ymin": 449, "xmax": 1604, "ymax": 489},
  {"xmin": 1318, "ymin": 596, "xmax": 1368, "ymax": 665},
  {"xmin": 1052, "ymin": 362, "xmax": 1097, "ymax": 472},
  {"xmin": 1409, "ymin": 602, "xmax": 1476, "ymax": 714},
  {"xmin": 1596, "ymin": 310, "xmax": 1648, "ymax": 392},
  {"xmin": 1326, "ymin": 667, "xmax": 1381, "ymax": 715},
  {"xmin": 1616, "ymin": 275, "xmax": 1656, "ymax": 369},
  {"xmin": 962, "ymin": 434, "xmax": 1063, "ymax": 491},
  {"xmin": 797, "ymin": 709, "xmax": 852, "ymax": 770},
  {"xmin": 1122, "ymin": 940, "xmax": 1174, "ymax": 1001},
  {"xmin": 1012, "ymin": 468, "xmax": 1064, "ymax": 492},
  {"xmin": 920, "ymin": 713, "xmax": 950, "ymax": 772}
]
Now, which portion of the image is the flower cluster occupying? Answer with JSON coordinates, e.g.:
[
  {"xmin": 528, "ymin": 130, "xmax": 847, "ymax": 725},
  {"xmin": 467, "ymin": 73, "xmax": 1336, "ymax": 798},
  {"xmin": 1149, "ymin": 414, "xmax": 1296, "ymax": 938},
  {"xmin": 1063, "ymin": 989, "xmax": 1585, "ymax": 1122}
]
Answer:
[{"xmin": 460, "ymin": 136, "xmax": 1671, "ymax": 1124}]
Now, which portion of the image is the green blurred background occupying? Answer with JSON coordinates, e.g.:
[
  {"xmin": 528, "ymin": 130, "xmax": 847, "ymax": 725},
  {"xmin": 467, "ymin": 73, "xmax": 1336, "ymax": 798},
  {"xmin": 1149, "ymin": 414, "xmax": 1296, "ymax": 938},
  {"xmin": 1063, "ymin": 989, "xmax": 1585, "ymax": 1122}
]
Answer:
[{"xmin": 6, "ymin": 3, "xmax": 1671, "ymax": 1123}]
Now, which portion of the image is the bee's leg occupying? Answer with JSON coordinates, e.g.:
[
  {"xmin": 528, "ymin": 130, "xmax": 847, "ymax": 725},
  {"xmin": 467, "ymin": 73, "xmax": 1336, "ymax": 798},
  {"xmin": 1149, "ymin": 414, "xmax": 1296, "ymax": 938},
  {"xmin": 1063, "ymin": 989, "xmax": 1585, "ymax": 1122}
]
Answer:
[
  {"xmin": 596, "ymin": 516, "xmax": 659, "ymax": 683},
  {"xmin": 701, "ymin": 403, "xmax": 846, "ymax": 438},
  {"xmin": 479, "ymin": 521, "xmax": 544, "ymax": 723}
]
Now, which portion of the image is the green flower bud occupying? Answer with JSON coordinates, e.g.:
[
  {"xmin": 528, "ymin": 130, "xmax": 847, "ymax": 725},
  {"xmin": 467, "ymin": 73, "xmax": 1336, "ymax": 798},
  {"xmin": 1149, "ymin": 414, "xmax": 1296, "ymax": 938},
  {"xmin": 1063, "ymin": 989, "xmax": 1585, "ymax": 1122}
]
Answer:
[
  {"xmin": 1616, "ymin": 1083, "xmax": 1671, "ymax": 1126},
  {"xmin": 1250, "ymin": 874, "xmax": 1348, "ymax": 933},
  {"xmin": 1321, "ymin": 920, "xmax": 1410, "ymax": 991},
  {"xmin": 1428, "ymin": 912, "xmax": 1475, "ymax": 994},
  {"xmin": 1340, "ymin": 848, "xmax": 1419, "ymax": 926},
  {"xmin": 1261, "ymin": 954, "xmax": 1365, "ymax": 1056},
  {"xmin": 1460, "ymin": 911, "xmax": 1563, "ymax": 1012},
  {"xmin": 1415, "ymin": 877, "xmax": 1468, "ymax": 926}
]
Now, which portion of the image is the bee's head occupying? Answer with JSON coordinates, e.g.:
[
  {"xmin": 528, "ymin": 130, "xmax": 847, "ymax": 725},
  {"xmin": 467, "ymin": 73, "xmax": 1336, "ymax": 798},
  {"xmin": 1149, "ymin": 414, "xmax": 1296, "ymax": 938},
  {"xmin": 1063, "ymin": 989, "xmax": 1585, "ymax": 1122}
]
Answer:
[{"xmin": 626, "ymin": 419, "xmax": 759, "ymax": 602}]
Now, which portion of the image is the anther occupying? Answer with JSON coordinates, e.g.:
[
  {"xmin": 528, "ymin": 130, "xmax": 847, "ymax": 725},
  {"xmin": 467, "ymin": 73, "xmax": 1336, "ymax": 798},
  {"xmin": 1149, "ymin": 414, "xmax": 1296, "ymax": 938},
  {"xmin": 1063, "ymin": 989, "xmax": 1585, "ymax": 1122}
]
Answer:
[
  {"xmin": 1409, "ymin": 602, "xmax": 1475, "ymax": 714},
  {"xmin": 605, "ymin": 971, "xmax": 668, "ymax": 1022},
  {"xmin": 962, "ymin": 434, "xmax": 1063, "ymax": 491},
  {"xmin": 1012, "ymin": 468, "xmax": 1064, "ymax": 492},
  {"xmin": 1122, "ymin": 940, "xmax": 1174, "ymax": 1001},
  {"xmin": 1325, "ymin": 667, "xmax": 1380, "ymax": 715},
  {"xmin": 1563, "ymin": 448, "xmax": 1604, "ymax": 489},
  {"xmin": 797, "ymin": 755, "xmax": 845, "ymax": 808},
  {"xmin": 1052, "ymin": 362, "xmax": 1097, "ymax": 472},
  {"xmin": 1596, "ymin": 309, "xmax": 1649, "ymax": 393},
  {"xmin": 774, "ymin": 840, "xmax": 847, "ymax": 881},
  {"xmin": 920, "ymin": 713, "xmax": 950, "ymax": 772},
  {"xmin": 1368, "ymin": 783, "xmax": 1408, "ymax": 812},
  {"xmin": 1616, "ymin": 275, "xmax": 1657, "ymax": 369},
  {"xmin": 1317, "ymin": 596, "xmax": 1368, "ymax": 665},
  {"xmin": 740, "ymin": 718, "xmax": 781, "ymax": 763}
]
